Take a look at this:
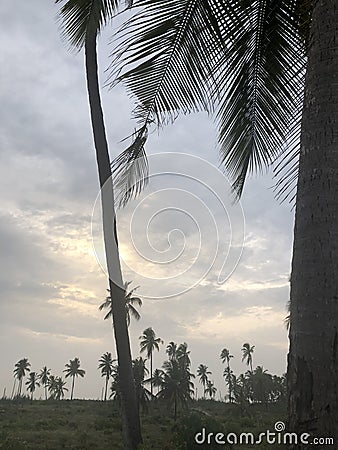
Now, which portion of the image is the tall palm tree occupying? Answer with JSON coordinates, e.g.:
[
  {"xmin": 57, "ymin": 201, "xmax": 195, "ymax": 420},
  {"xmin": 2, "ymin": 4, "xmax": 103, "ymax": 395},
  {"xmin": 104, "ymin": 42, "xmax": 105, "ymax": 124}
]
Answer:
[
  {"xmin": 98, "ymin": 352, "xmax": 115, "ymax": 401},
  {"xmin": 13, "ymin": 358, "xmax": 31, "ymax": 397},
  {"xmin": 241, "ymin": 343, "xmax": 255, "ymax": 372},
  {"xmin": 204, "ymin": 380, "xmax": 217, "ymax": 400},
  {"xmin": 54, "ymin": 1, "xmax": 142, "ymax": 447},
  {"xmin": 139, "ymin": 327, "xmax": 163, "ymax": 397},
  {"xmin": 220, "ymin": 348, "xmax": 234, "ymax": 402},
  {"xmin": 25, "ymin": 372, "xmax": 40, "ymax": 401},
  {"xmin": 39, "ymin": 366, "xmax": 51, "ymax": 401},
  {"xmin": 99, "ymin": 282, "xmax": 142, "ymax": 326},
  {"xmin": 148, "ymin": 368, "xmax": 164, "ymax": 395},
  {"xmin": 63, "ymin": 357, "xmax": 86, "ymax": 400},
  {"xmin": 132, "ymin": 357, "xmax": 151, "ymax": 413},
  {"xmin": 107, "ymin": 0, "xmax": 338, "ymax": 439},
  {"xmin": 196, "ymin": 364, "xmax": 211, "ymax": 399}
]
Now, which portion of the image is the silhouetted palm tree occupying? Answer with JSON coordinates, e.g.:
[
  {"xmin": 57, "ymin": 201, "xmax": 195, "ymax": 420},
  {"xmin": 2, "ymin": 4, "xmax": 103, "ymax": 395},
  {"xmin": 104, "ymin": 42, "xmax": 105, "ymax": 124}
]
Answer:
[
  {"xmin": 220, "ymin": 348, "xmax": 234, "ymax": 402},
  {"xmin": 241, "ymin": 343, "xmax": 255, "ymax": 372},
  {"xmin": 177, "ymin": 342, "xmax": 191, "ymax": 368},
  {"xmin": 25, "ymin": 372, "xmax": 40, "ymax": 401},
  {"xmin": 63, "ymin": 357, "xmax": 85, "ymax": 400},
  {"xmin": 13, "ymin": 358, "xmax": 31, "ymax": 397},
  {"xmin": 133, "ymin": 357, "xmax": 151, "ymax": 413},
  {"xmin": 98, "ymin": 352, "xmax": 115, "ymax": 401},
  {"xmin": 204, "ymin": 380, "xmax": 217, "ymax": 399},
  {"xmin": 54, "ymin": 377, "xmax": 68, "ymax": 400},
  {"xmin": 166, "ymin": 342, "xmax": 178, "ymax": 361},
  {"xmin": 139, "ymin": 327, "xmax": 163, "ymax": 397},
  {"xmin": 196, "ymin": 364, "xmax": 211, "ymax": 399},
  {"xmin": 99, "ymin": 282, "xmax": 142, "ymax": 326},
  {"xmin": 158, "ymin": 358, "xmax": 194, "ymax": 420},
  {"xmin": 148, "ymin": 368, "xmax": 164, "ymax": 395},
  {"xmin": 39, "ymin": 366, "xmax": 51, "ymax": 400},
  {"xmin": 55, "ymin": 1, "xmax": 141, "ymax": 446}
]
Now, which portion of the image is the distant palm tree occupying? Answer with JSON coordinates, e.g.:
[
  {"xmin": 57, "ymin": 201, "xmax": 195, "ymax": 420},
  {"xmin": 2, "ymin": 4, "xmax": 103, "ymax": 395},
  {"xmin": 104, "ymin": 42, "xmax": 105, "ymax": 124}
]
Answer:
[
  {"xmin": 241, "ymin": 343, "xmax": 255, "ymax": 372},
  {"xmin": 98, "ymin": 352, "xmax": 115, "ymax": 401},
  {"xmin": 99, "ymin": 281, "xmax": 142, "ymax": 327},
  {"xmin": 54, "ymin": 377, "xmax": 68, "ymax": 400},
  {"xmin": 220, "ymin": 348, "xmax": 234, "ymax": 402},
  {"xmin": 177, "ymin": 343, "xmax": 191, "ymax": 367},
  {"xmin": 166, "ymin": 342, "xmax": 178, "ymax": 361},
  {"xmin": 47, "ymin": 375, "xmax": 57, "ymax": 399},
  {"xmin": 39, "ymin": 366, "xmax": 51, "ymax": 400},
  {"xmin": 13, "ymin": 358, "xmax": 31, "ymax": 397},
  {"xmin": 149, "ymin": 368, "xmax": 164, "ymax": 395},
  {"xmin": 196, "ymin": 364, "xmax": 211, "ymax": 399},
  {"xmin": 158, "ymin": 358, "xmax": 194, "ymax": 420},
  {"xmin": 25, "ymin": 372, "xmax": 40, "ymax": 401},
  {"xmin": 133, "ymin": 357, "xmax": 151, "ymax": 412},
  {"xmin": 63, "ymin": 357, "xmax": 86, "ymax": 400},
  {"xmin": 204, "ymin": 380, "xmax": 217, "ymax": 399},
  {"xmin": 140, "ymin": 327, "xmax": 163, "ymax": 397}
]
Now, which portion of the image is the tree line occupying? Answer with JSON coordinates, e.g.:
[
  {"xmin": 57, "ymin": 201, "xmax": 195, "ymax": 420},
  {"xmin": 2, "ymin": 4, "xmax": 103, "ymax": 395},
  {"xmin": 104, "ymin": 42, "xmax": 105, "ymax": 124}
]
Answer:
[{"xmin": 9, "ymin": 329, "xmax": 285, "ymax": 420}]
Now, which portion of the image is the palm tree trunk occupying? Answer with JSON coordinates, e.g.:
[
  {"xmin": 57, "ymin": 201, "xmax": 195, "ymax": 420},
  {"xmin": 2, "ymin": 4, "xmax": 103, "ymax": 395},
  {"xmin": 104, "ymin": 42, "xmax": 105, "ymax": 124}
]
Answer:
[
  {"xmin": 104, "ymin": 375, "xmax": 108, "ymax": 402},
  {"xmin": 11, "ymin": 379, "xmax": 16, "ymax": 399},
  {"xmin": 45, "ymin": 385, "xmax": 47, "ymax": 401},
  {"xmin": 287, "ymin": 0, "xmax": 338, "ymax": 445},
  {"xmin": 85, "ymin": 31, "xmax": 142, "ymax": 450},
  {"xmin": 150, "ymin": 352, "xmax": 153, "ymax": 398},
  {"xmin": 71, "ymin": 376, "xmax": 75, "ymax": 400}
]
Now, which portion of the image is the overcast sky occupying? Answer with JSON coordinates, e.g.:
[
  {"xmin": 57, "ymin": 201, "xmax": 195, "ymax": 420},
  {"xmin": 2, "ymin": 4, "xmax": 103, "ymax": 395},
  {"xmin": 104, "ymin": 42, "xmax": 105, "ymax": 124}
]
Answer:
[{"xmin": 0, "ymin": 1, "xmax": 294, "ymax": 400}]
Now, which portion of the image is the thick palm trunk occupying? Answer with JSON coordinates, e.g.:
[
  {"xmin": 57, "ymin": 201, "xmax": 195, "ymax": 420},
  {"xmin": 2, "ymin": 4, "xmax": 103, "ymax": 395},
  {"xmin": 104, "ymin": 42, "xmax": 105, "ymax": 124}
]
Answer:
[
  {"xmin": 287, "ymin": 0, "xmax": 338, "ymax": 446},
  {"xmin": 85, "ymin": 31, "xmax": 142, "ymax": 449}
]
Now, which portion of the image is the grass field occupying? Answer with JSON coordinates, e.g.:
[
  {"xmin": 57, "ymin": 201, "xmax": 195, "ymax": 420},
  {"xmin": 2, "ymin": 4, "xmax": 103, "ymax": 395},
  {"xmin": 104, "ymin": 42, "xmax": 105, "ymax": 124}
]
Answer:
[{"xmin": 0, "ymin": 399, "xmax": 287, "ymax": 449}]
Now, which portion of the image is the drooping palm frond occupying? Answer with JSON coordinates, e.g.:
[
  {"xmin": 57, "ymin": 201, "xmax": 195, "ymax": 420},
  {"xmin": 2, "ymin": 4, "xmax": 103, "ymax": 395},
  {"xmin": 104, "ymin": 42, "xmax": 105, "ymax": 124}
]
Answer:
[
  {"xmin": 215, "ymin": 0, "xmax": 306, "ymax": 197},
  {"xmin": 109, "ymin": 0, "xmax": 226, "ymax": 205},
  {"xmin": 111, "ymin": 126, "xmax": 149, "ymax": 208},
  {"xmin": 55, "ymin": 0, "xmax": 124, "ymax": 49}
]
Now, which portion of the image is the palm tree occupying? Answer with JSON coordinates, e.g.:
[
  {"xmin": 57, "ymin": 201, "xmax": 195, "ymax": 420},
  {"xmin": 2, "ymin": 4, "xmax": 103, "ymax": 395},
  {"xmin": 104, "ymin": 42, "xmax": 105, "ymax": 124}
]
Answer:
[
  {"xmin": 54, "ymin": 377, "xmax": 68, "ymax": 400},
  {"xmin": 107, "ymin": 0, "xmax": 338, "ymax": 438},
  {"xmin": 98, "ymin": 352, "xmax": 115, "ymax": 401},
  {"xmin": 63, "ymin": 357, "xmax": 86, "ymax": 400},
  {"xmin": 39, "ymin": 366, "xmax": 51, "ymax": 401},
  {"xmin": 54, "ymin": 1, "xmax": 142, "ymax": 447},
  {"xmin": 166, "ymin": 342, "xmax": 178, "ymax": 361},
  {"xmin": 132, "ymin": 357, "xmax": 151, "ymax": 413},
  {"xmin": 176, "ymin": 343, "xmax": 191, "ymax": 368},
  {"xmin": 149, "ymin": 368, "xmax": 164, "ymax": 395},
  {"xmin": 223, "ymin": 366, "xmax": 234, "ymax": 403},
  {"xmin": 25, "ymin": 372, "xmax": 40, "ymax": 401},
  {"xmin": 196, "ymin": 364, "xmax": 211, "ymax": 399},
  {"xmin": 13, "ymin": 358, "xmax": 31, "ymax": 397},
  {"xmin": 139, "ymin": 327, "xmax": 163, "ymax": 397},
  {"xmin": 241, "ymin": 343, "xmax": 255, "ymax": 372},
  {"xmin": 99, "ymin": 282, "xmax": 142, "ymax": 326},
  {"xmin": 220, "ymin": 348, "xmax": 234, "ymax": 402},
  {"xmin": 158, "ymin": 358, "xmax": 194, "ymax": 420},
  {"xmin": 204, "ymin": 380, "xmax": 217, "ymax": 400}
]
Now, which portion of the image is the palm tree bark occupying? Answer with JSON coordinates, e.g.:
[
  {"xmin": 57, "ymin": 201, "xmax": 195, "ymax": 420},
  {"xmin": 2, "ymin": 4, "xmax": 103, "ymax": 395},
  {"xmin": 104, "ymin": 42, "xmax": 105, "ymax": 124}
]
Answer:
[
  {"xmin": 287, "ymin": 0, "xmax": 338, "ymax": 446},
  {"xmin": 85, "ymin": 30, "xmax": 142, "ymax": 449}
]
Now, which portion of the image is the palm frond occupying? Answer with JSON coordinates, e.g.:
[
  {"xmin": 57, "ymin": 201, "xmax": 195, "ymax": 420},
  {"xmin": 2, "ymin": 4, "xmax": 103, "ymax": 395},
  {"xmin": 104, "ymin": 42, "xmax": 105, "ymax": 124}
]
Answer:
[
  {"xmin": 108, "ymin": 0, "xmax": 226, "ymax": 206},
  {"xmin": 111, "ymin": 126, "xmax": 149, "ymax": 208},
  {"xmin": 55, "ymin": 0, "xmax": 122, "ymax": 49},
  {"xmin": 214, "ymin": 0, "xmax": 306, "ymax": 196}
]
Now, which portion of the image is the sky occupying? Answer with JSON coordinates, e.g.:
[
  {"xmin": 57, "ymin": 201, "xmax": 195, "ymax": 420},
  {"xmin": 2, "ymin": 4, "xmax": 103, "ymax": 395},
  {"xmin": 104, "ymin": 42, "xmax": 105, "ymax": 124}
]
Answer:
[{"xmin": 0, "ymin": 1, "xmax": 295, "ymax": 400}]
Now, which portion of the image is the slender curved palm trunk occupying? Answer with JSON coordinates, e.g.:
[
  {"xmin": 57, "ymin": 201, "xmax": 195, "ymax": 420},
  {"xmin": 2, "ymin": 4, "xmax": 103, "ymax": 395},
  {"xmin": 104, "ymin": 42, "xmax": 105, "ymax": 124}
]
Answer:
[
  {"xmin": 104, "ymin": 375, "xmax": 108, "ymax": 402},
  {"xmin": 85, "ymin": 31, "xmax": 142, "ymax": 449},
  {"xmin": 150, "ymin": 352, "xmax": 153, "ymax": 398},
  {"xmin": 70, "ymin": 376, "xmax": 75, "ymax": 400},
  {"xmin": 287, "ymin": 0, "xmax": 338, "ymax": 446}
]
